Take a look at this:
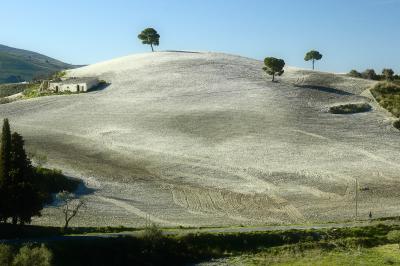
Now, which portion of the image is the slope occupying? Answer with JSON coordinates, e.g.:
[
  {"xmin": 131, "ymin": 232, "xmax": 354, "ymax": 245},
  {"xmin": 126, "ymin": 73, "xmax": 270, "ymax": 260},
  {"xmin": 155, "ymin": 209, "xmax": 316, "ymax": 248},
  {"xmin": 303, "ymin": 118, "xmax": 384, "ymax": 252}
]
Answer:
[{"xmin": 0, "ymin": 51, "xmax": 399, "ymax": 227}]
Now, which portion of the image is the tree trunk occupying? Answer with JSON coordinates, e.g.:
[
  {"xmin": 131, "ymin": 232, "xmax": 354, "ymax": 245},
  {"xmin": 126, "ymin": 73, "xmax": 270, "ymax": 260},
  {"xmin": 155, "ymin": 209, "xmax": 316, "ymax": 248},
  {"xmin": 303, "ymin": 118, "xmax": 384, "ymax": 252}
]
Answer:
[
  {"xmin": 272, "ymin": 73, "xmax": 275, "ymax": 82},
  {"xmin": 150, "ymin": 44, "xmax": 154, "ymax": 52},
  {"xmin": 312, "ymin": 59, "xmax": 315, "ymax": 70}
]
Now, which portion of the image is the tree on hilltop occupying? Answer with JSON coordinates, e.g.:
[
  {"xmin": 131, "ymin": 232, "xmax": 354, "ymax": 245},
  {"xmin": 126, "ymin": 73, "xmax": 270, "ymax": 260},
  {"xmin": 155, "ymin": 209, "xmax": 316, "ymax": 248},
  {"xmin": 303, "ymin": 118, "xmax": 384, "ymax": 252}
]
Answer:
[
  {"xmin": 263, "ymin": 57, "xmax": 285, "ymax": 82},
  {"xmin": 138, "ymin": 28, "xmax": 160, "ymax": 52},
  {"xmin": 304, "ymin": 50, "xmax": 323, "ymax": 70}
]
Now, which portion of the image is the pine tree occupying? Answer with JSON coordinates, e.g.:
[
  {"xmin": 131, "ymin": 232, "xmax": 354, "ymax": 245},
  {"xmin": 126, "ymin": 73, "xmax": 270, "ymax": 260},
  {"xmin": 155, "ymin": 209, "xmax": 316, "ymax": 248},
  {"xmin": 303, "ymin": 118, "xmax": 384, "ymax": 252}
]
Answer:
[{"xmin": 0, "ymin": 119, "xmax": 12, "ymax": 222}]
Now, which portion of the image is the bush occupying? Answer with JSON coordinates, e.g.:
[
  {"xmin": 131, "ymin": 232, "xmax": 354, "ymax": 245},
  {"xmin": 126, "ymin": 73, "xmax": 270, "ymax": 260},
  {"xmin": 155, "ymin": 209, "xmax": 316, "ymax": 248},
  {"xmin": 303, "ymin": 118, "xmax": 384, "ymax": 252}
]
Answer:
[
  {"xmin": 371, "ymin": 82, "xmax": 400, "ymax": 117},
  {"xmin": 393, "ymin": 120, "xmax": 400, "ymax": 130},
  {"xmin": 329, "ymin": 103, "xmax": 372, "ymax": 114},
  {"xmin": 142, "ymin": 223, "xmax": 164, "ymax": 242},
  {"xmin": 0, "ymin": 244, "xmax": 14, "ymax": 266},
  {"xmin": 13, "ymin": 244, "xmax": 52, "ymax": 266},
  {"xmin": 33, "ymin": 167, "xmax": 81, "ymax": 204},
  {"xmin": 348, "ymin": 70, "xmax": 362, "ymax": 78},
  {"xmin": 387, "ymin": 230, "xmax": 400, "ymax": 249},
  {"xmin": 0, "ymin": 98, "xmax": 10, "ymax": 104}
]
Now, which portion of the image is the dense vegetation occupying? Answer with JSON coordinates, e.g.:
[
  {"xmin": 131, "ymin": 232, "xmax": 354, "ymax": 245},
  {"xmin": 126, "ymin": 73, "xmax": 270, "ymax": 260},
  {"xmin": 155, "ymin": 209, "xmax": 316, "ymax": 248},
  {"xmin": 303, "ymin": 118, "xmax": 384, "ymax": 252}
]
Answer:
[
  {"xmin": 348, "ymin": 68, "xmax": 400, "ymax": 82},
  {"xmin": 0, "ymin": 223, "xmax": 399, "ymax": 265},
  {"xmin": 370, "ymin": 82, "xmax": 400, "ymax": 118},
  {"xmin": 329, "ymin": 103, "xmax": 372, "ymax": 114}
]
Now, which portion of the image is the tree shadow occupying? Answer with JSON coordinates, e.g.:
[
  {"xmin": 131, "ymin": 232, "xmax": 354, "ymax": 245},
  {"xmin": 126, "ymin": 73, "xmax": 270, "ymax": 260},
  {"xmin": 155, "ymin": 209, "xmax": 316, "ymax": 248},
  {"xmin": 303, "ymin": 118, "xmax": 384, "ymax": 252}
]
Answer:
[
  {"xmin": 294, "ymin": 84, "xmax": 353, "ymax": 96},
  {"xmin": 87, "ymin": 82, "xmax": 111, "ymax": 92}
]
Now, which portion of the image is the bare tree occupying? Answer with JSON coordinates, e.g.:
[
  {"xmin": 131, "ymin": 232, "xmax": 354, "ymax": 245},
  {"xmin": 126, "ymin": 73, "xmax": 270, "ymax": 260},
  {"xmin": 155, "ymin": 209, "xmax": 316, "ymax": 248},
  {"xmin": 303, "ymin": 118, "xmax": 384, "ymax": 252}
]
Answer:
[{"xmin": 57, "ymin": 191, "xmax": 85, "ymax": 230}]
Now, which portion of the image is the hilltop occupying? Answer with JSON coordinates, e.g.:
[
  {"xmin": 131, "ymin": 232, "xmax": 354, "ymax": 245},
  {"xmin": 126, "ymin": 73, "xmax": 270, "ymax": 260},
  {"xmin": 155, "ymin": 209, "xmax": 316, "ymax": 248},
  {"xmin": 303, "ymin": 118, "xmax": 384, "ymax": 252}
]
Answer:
[
  {"xmin": 0, "ymin": 44, "xmax": 77, "ymax": 83},
  {"xmin": 0, "ymin": 51, "xmax": 398, "ymax": 227}
]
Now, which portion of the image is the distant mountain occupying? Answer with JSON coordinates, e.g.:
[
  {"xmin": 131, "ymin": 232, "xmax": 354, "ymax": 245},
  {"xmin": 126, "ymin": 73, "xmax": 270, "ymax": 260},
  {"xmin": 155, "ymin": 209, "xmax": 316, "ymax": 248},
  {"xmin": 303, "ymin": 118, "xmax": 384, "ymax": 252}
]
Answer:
[{"xmin": 0, "ymin": 44, "xmax": 78, "ymax": 84}]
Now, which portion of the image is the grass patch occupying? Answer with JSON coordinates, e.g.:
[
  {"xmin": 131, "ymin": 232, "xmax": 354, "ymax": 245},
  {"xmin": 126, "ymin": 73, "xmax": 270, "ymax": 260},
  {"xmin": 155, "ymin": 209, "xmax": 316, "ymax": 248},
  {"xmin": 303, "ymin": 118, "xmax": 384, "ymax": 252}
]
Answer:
[
  {"xmin": 329, "ymin": 103, "xmax": 372, "ymax": 114},
  {"xmin": 0, "ymin": 223, "xmax": 400, "ymax": 265},
  {"xmin": 371, "ymin": 82, "xmax": 400, "ymax": 118},
  {"xmin": 231, "ymin": 244, "xmax": 400, "ymax": 266}
]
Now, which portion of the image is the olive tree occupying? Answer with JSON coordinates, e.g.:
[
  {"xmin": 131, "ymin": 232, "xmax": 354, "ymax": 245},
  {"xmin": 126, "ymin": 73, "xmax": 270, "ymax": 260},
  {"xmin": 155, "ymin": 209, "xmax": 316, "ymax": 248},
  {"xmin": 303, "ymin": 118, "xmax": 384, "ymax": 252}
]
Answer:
[
  {"xmin": 263, "ymin": 57, "xmax": 285, "ymax": 82},
  {"xmin": 304, "ymin": 50, "xmax": 323, "ymax": 70},
  {"xmin": 57, "ymin": 191, "xmax": 85, "ymax": 230},
  {"xmin": 138, "ymin": 28, "xmax": 160, "ymax": 52}
]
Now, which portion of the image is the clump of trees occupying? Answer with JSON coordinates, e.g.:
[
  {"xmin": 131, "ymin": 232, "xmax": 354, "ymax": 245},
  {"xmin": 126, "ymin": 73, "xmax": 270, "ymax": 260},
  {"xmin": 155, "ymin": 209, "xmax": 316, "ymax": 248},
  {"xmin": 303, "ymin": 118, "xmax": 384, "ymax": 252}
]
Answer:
[
  {"xmin": 0, "ymin": 119, "xmax": 80, "ymax": 225},
  {"xmin": 348, "ymin": 68, "xmax": 399, "ymax": 81},
  {"xmin": 138, "ymin": 28, "xmax": 160, "ymax": 52},
  {"xmin": 0, "ymin": 119, "xmax": 43, "ymax": 225},
  {"xmin": 263, "ymin": 57, "xmax": 285, "ymax": 82},
  {"xmin": 304, "ymin": 50, "xmax": 323, "ymax": 70}
]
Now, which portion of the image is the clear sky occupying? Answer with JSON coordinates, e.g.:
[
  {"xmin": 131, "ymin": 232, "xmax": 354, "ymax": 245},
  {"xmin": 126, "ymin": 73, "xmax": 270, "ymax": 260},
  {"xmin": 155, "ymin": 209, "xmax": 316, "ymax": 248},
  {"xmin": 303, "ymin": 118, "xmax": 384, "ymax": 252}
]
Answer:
[{"xmin": 1, "ymin": 0, "xmax": 400, "ymax": 72}]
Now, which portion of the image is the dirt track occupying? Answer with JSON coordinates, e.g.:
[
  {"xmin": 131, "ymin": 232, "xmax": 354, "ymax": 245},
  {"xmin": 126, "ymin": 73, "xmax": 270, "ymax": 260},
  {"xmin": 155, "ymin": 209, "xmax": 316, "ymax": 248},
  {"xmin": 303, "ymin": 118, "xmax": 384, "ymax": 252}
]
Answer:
[{"xmin": 1, "ymin": 51, "xmax": 399, "ymax": 227}]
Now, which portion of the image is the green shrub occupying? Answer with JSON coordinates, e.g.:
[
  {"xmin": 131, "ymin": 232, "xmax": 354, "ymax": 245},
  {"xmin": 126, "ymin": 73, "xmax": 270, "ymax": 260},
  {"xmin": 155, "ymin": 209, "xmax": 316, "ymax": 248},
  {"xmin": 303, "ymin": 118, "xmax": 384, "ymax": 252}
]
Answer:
[
  {"xmin": 371, "ymin": 82, "xmax": 400, "ymax": 118},
  {"xmin": 387, "ymin": 230, "xmax": 400, "ymax": 249},
  {"xmin": 13, "ymin": 244, "xmax": 52, "ymax": 266},
  {"xmin": 329, "ymin": 103, "xmax": 372, "ymax": 114},
  {"xmin": 33, "ymin": 167, "xmax": 81, "ymax": 204},
  {"xmin": 0, "ymin": 97, "xmax": 10, "ymax": 104},
  {"xmin": 393, "ymin": 120, "xmax": 400, "ymax": 130},
  {"xmin": 0, "ymin": 244, "xmax": 14, "ymax": 266}
]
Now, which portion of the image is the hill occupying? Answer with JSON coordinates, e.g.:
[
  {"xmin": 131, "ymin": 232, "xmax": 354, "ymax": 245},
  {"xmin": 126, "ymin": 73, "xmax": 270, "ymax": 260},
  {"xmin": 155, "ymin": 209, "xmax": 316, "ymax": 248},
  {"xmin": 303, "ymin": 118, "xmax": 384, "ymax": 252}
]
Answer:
[
  {"xmin": 0, "ymin": 51, "xmax": 399, "ymax": 228},
  {"xmin": 0, "ymin": 44, "xmax": 77, "ymax": 83}
]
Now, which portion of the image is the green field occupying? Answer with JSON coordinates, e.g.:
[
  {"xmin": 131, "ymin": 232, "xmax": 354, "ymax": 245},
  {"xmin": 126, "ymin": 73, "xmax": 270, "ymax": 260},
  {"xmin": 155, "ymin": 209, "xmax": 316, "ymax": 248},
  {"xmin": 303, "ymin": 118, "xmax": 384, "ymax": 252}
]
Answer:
[{"xmin": 227, "ymin": 244, "xmax": 400, "ymax": 265}]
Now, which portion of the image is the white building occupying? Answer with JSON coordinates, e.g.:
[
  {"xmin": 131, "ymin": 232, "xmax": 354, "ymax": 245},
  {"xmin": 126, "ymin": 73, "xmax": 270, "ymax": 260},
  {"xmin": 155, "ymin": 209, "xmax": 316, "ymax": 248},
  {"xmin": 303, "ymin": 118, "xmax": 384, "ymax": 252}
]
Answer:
[{"xmin": 48, "ymin": 77, "xmax": 100, "ymax": 93}]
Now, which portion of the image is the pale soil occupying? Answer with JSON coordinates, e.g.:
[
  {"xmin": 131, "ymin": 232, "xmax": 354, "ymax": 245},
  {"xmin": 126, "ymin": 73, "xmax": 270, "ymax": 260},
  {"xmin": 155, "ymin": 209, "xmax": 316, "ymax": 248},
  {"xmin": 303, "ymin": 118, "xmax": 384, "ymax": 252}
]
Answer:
[{"xmin": 0, "ymin": 51, "xmax": 399, "ymax": 227}]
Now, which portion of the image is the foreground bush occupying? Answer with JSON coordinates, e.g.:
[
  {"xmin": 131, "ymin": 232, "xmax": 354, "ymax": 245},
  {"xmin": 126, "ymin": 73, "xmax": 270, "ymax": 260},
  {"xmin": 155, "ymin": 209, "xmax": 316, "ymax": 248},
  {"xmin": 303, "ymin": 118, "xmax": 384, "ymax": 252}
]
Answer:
[
  {"xmin": 13, "ymin": 244, "xmax": 52, "ymax": 266},
  {"xmin": 329, "ymin": 103, "xmax": 372, "ymax": 114},
  {"xmin": 0, "ymin": 244, "xmax": 52, "ymax": 266}
]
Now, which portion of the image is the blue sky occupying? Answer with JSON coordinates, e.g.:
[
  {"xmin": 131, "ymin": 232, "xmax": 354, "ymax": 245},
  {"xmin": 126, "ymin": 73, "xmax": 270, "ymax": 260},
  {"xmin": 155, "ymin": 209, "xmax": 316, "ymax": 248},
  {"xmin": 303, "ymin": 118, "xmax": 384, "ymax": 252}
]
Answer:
[{"xmin": 1, "ymin": 0, "xmax": 400, "ymax": 72}]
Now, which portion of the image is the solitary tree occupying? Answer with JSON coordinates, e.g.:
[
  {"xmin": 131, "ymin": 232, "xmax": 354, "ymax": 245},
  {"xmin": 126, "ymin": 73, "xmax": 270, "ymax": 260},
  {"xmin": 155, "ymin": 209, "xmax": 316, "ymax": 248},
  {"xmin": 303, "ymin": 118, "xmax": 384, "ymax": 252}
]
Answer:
[
  {"xmin": 138, "ymin": 28, "xmax": 160, "ymax": 52},
  {"xmin": 57, "ymin": 191, "xmax": 85, "ymax": 230},
  {"xmin": 263, "ymin": 57, "xmax": 285, "ymax": 82},
  {"xmin": 382, "ymin": 68, "xmax": 395, "ymax": 81},
  {"xmin": 304, "ymin": 50, "xmax": 323, "ymax": 70},
  {"xmin": 0, "ymin": 119, "xmax": 11, "ymax": 222}
]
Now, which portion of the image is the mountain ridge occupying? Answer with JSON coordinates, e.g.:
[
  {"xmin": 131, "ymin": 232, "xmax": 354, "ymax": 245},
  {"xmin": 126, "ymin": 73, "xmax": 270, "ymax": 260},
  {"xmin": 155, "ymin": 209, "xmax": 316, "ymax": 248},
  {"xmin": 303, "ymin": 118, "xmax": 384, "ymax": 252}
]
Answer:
[{"xmin": 0, "ymin": 44, "xmax": 78, "ymax": 83}]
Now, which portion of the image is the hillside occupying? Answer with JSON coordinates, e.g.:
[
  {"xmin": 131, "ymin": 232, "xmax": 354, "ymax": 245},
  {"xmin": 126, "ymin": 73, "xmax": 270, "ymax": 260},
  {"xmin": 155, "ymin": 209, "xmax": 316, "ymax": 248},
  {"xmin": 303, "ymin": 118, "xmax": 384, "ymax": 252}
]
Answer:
[
  {"xmin": 1, "ymin": 51, "xmax": 399, "ymax": 228},
  {"xmin": 0, "ymin": 44, "xmax": 77, "ymax": 83}
]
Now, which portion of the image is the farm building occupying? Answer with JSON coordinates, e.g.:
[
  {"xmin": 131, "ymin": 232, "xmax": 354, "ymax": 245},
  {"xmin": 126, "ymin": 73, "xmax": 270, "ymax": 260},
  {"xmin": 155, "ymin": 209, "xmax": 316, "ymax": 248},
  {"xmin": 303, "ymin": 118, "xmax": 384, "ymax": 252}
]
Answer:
[{"xmin": 48, "ymin": 77, "xmax": 99, "ymax": 93}]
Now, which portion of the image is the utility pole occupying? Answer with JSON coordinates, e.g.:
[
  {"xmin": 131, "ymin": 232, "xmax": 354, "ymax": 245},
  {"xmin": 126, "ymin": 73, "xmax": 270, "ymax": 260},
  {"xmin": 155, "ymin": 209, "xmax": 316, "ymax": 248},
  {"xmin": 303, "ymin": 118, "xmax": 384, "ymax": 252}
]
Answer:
[{"xmin": 355, "ymin": 178, "xmax": 358, "ymax": 221}]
